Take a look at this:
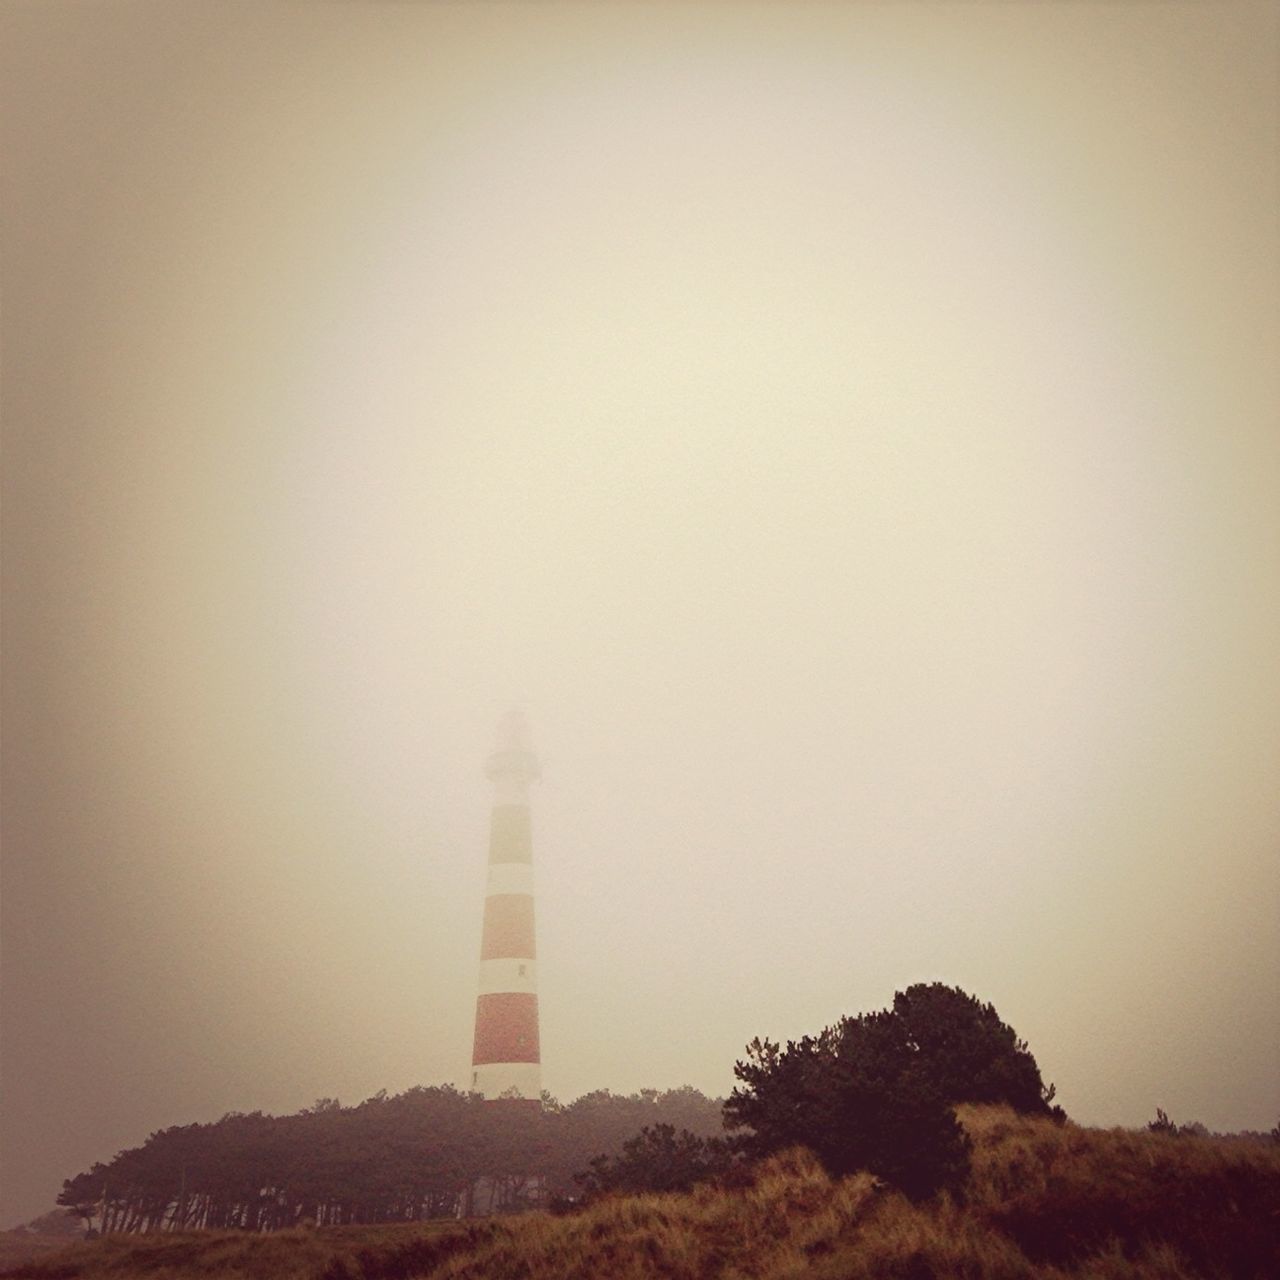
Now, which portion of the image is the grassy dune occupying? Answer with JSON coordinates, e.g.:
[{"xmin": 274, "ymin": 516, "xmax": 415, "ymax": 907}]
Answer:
[
  {"xmin": 0, "ymin": 1236, "xmax": 78, "ymax": 1275},
  {"xmin": 6, "ymin": 1106, "xmax": 1278, "ymax": 1279},
  {"xmin": 0, "ymin": 1221, "xmax": 472, "ymax": 1280}
]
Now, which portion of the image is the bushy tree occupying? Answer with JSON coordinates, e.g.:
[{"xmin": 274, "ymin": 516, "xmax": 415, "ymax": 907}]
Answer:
[
  {"xmin": 726, "ymin": 1018, "xmax": 971, "ymax": 1199},
  {"xmin": 724, "ymin": 983, "xmax": 1061, "ymax": 1199},
  {"xmin": 542, "ymin": 1087, "xmax": 724, "ymax": 1198}
]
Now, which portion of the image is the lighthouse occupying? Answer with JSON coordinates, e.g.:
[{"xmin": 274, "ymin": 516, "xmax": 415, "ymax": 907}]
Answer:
[{"xmin": 470, "ymin": 710, "xmax": 542, "ymax": 1106}]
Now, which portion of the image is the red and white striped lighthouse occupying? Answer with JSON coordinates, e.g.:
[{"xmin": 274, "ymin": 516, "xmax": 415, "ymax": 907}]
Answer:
[{"xmin": 470, "ymin": 710, "xmax": 541, "ymax": 1106}]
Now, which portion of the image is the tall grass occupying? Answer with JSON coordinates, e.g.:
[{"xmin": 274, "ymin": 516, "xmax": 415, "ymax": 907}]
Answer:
[
  {"xmin": 6, "ymin": 1106, "xmax": 1278, "ymax": 1279},
  {"xmin": 0, "ymin": 1222, "xmax": 472, "ymax": 1280},
  {"xmin": 961, "ymin": 1105, "xmax": 1280, "ymax": 1275}
]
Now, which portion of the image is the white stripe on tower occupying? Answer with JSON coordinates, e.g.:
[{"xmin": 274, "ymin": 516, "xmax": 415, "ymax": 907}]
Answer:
[{"xmin": 471, "ymin": 709, "xmax": 542, "ymax": 1106}]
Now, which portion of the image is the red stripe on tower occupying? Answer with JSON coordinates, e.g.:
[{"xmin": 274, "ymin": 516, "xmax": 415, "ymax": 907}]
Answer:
[
  {"xmin": 470, "ymin": 710, "xmax": 542, "ymax": 1106},
  {"xmin": 472, "ymin": 993, "xmax": 541, "ymax": 1063}
]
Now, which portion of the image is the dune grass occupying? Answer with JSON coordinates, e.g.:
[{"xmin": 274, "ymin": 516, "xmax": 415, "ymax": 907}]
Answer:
[
  {"xmin": 6, "ymin": 1106, "xmax": 1278, "ymax": 1279},
  {"xmin": 0, "ymin": 1237, "xmax": 74, "ymax": 1276},
  {"xmin": 0, "ymin": 1221, "xmax": 472, "ymax": 1280}
]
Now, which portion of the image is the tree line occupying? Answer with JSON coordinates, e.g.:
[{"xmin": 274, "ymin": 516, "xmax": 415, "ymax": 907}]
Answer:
[
  {"xmin": 58, "ymin": 983, "xmax": 1066, "ymax": 1231},
  {"xmin": 56, "ymin": 1085, "xmax": 723, "ymax": 1232}
]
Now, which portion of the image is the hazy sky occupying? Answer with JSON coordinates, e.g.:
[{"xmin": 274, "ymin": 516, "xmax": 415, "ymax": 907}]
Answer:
[{"xmin": 3, "ymin": 0, "xmax": 1277, "ymax": 1227}]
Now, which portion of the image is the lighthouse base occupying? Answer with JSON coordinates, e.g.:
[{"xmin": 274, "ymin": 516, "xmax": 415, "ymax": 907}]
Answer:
[
  {"xmin": 470, "ymin": 1061, "xmax": 542, "ymax": 1101},
  {"xmin": 462, "ymin": 1175, "xmax": 546, "ymax": 1217}
]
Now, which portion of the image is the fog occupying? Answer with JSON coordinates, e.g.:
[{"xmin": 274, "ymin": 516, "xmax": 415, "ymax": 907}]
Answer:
[{"xmin": 3, "ymin": 0, "xmax": 1277, "ymax": 1227}]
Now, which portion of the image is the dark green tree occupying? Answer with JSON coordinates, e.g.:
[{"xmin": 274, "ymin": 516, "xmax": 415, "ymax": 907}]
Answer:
[
  {"xmin": 724, "ymin": 984, "xmax": 1061, "ymax": 1199},
  {"xmin": 573, "ymin": 1123, "xmax": 732, "ymax": 1197},
  {"xmin": 725, "ymin": 1016, "xmax": 971, "ymax": 1200}
]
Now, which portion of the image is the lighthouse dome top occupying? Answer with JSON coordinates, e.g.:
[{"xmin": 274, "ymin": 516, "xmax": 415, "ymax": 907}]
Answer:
[{"xmin": 485, "ymin": 708, "xmax": 540, "ymax": 785}]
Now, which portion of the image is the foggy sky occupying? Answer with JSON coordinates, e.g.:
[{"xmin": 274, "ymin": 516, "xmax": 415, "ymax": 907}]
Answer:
[{"xmin": 3, "ymin": 0, "xmax": 1278, "ymax": 1227}]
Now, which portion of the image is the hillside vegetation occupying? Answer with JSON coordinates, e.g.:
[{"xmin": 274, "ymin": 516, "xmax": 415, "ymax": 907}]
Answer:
[
  {"xmin": 53, "ymin": 1087, "xmax": 724, "ymax": 1230},
  {"xmin": 7, "ymin": 1105, "xmax": 1278, "ymax": 1280}
]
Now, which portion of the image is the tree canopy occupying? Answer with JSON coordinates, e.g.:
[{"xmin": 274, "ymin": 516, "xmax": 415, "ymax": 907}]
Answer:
[
  {"xmin": 888, "ymin": 983, "xmax": 1061, "ymax": 1116},
  {"xmin": 724, "ymin": 983, "xmax": 1062, "ymax": 1199},
  {"xmin": 572, "ymin": 1124, "xmax": 733, "ymax": 1198},
  {"xmin": 56, "ymin": 1085, "xmax": 724, "ymax": 1232}
]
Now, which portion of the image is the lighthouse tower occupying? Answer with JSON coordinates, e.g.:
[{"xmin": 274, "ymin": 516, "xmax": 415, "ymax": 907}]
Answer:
[{"xmin": 470, "ymin": 710, "xmax": 542, "ymax": 1106}]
